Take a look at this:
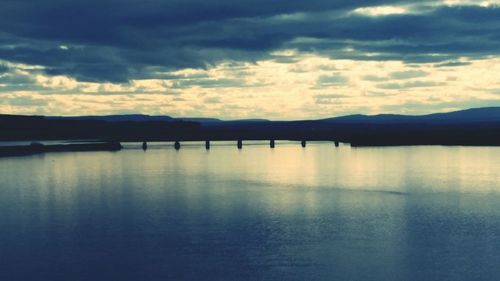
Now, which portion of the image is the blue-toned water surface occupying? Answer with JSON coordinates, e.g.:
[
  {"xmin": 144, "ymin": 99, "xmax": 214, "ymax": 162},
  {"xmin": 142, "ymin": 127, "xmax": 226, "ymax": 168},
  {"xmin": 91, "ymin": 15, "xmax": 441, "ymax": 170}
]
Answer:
[{"xmin": 1, "ymin": 142, "xmax": 499, "ymax": 281}]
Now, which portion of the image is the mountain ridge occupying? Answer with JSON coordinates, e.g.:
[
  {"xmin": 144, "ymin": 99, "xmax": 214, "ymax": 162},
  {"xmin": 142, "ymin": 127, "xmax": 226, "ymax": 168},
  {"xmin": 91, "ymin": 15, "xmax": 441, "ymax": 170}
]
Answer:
[
  {"xmin": 319, "ymin": 107, "xmax": 500, "ymax": 124},
  {"xmin": 7, "ymin": 106, "xmax": 500, "ymax": 124}
]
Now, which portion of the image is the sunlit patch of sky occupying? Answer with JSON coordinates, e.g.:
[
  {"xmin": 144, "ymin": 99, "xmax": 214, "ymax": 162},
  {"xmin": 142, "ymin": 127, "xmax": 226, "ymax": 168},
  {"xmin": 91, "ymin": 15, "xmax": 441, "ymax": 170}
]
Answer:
[{"xmin": 353, "ymin": 6, "xmax": 410, "ymax": 16}]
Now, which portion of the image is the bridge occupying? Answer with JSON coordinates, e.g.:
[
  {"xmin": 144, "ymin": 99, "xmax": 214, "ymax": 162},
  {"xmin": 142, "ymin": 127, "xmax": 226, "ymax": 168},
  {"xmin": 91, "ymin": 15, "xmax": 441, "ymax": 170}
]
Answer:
[{"xmin": 141, "ymin": 140, "xmax": 341, "ymax": 150}]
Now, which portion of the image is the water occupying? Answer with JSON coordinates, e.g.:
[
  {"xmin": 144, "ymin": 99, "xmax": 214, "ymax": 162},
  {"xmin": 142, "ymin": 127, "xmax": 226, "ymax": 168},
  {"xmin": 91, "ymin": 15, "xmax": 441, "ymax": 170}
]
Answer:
[{"xmin": 0, "ymin": 142, "xmax": 499, "ymax": 281}]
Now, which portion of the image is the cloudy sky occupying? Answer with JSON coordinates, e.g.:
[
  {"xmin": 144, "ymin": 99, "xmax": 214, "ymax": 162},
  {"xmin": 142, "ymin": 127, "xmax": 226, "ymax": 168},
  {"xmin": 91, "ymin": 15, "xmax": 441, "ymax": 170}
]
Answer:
[{"xmin": 1, "ymin": 0, "xmax": 500, "ymax": 119}]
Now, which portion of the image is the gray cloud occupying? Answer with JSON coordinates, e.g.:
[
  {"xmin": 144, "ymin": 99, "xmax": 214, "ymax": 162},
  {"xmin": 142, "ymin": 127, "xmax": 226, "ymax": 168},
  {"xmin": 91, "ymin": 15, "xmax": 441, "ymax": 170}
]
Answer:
[
  {"xmin": 1, "ymin": 95, "xmax": 49, "ymax": 107},
  {"xmin": 389, "ymin": 70, "xmax": 428, "ymax": 80},
  {"xmin": 434, "ymin": 61, "xmax": 472, "ymax": 67},
  {"xmin": 362, "ymin": 75, "xmax": 387, "ymax": 82},
  {"xmin": 314, "ymin": 93, "xmax": 349, "ymax": 104},
  {"xmin": 0, "ymin": 71, "xmax": 49, "ymax": 93},
  {"xmin": 204, "ymin": 96, "xmax": 222, "ymax": 104},
  {"xmin": 316, "ymin": 75, "xmax": 348, "ymax": 87},
  {"xmin": 171, "ymin": 77, "xmax": 265, "ymax": 89},
  {"xmin": 377, "ymin": 80, "xmax": 446, "ymax": 89},
  {"xmin": 0, "ymin": 1, "xmax": 499, "ymax": 82}
]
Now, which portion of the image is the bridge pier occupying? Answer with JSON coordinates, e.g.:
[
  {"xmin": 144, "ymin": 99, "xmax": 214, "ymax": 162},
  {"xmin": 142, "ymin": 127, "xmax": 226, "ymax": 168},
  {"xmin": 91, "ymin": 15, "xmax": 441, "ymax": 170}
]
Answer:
[
  {"xmin": 205, "ymin": 140, "xmax": 210, "ymax": 150},
  {"xmin": 270, "ymin": 139, "xmax": 275, "ymax": 148},
  {"xmin": 237, "ymin": 140, "xmax": 243, "ymax": 149},
  {"xmin": 301, "ymin": 140, "xmax": 306, "ymax": 148},
  {"xmin": 174, "ymin": 141, "xmax": 181, "ymax": 150}
]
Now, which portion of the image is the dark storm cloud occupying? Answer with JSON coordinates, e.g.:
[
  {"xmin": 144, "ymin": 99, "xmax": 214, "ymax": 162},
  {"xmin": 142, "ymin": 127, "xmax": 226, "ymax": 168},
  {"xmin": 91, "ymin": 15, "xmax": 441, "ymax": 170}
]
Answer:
[
  {"xmin": 0, "ymin": 0, "xmax": 499, "ymax": 82},
  {"xmin": 0, "ymin": 63, "xmax": 9, "ymax": 74}
]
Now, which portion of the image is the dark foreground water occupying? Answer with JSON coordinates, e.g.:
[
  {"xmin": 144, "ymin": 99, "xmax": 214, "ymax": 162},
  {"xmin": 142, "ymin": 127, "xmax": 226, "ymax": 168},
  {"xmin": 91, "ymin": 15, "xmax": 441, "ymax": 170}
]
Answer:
[{"xmin": 1, "ymin": 142, "xmax": 499, "ymax": 281}]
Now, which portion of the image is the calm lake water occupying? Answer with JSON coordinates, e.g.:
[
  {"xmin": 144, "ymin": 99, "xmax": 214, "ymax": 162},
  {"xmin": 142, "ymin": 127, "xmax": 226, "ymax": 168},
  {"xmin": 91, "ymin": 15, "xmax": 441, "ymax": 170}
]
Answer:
[{"xmin": 1, "ymin": 142, "xmax": 500, "ymax": 281}]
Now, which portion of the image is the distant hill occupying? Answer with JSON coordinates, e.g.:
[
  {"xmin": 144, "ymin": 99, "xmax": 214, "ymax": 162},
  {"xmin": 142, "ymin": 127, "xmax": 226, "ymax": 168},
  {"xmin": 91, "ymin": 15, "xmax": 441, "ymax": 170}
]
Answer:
[
  {"xmin": 40, "ymin": 107, "xmax": 500, "ymax": 124},
  {"xmin": 179, "ymin": 118, "xmax": 222, "ymax": 123},
  {"xmin": 46, "ymin": 114, "xmax": 175, "ymax": 122},
  {"xmin": 321, "ymin": 107, "xmax": 500, "ymax": 124},
  {"xmin": 45, "ymin": 115, "xmax": 270, "ymax": 124}
]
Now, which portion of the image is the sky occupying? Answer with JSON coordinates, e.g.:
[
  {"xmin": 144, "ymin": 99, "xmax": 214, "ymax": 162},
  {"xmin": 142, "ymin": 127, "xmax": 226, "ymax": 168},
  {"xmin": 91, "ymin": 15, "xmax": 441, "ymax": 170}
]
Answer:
[{"xmin": 1, "ymin": 0, "xmax": 500, "ymax": 119}]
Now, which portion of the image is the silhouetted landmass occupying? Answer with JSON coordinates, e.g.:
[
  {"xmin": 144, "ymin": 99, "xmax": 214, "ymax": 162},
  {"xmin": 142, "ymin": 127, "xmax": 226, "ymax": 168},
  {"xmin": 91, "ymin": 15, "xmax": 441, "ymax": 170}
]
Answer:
[
  {"xmin": 1, "ymin": 107, "xmax": 500, "ymax": 147},
  {"xmin": 179, "ymin": 118, "xmax": 222, "ymax": 123},
  {"xmin": 321, "ymin": 107, "xmax": 500, "ymax": 124},
  {"xmin": 0, "ymin": 114, "xmax": 200, "ymax": 141},
  {"xmin": 0, "ymin": 142, "xmax": 122, "ymax": 157}
]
